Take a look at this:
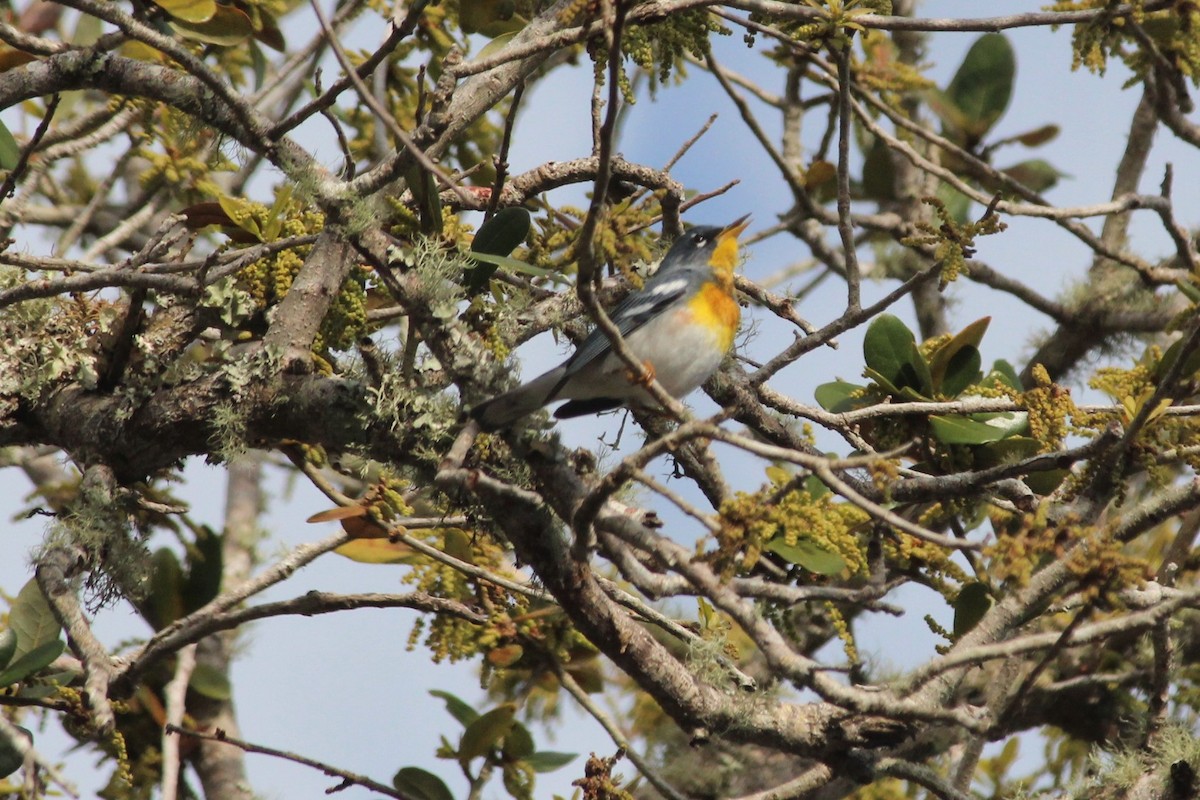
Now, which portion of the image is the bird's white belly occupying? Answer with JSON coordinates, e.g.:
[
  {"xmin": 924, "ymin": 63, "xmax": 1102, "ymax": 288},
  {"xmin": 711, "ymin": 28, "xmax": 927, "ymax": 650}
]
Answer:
[{"xmin": 560, "ymin": 305, "xmax": 730, "ymax": 404}]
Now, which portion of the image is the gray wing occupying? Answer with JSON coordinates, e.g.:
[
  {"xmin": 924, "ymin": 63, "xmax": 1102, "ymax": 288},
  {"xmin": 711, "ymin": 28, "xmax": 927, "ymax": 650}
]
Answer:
[{"xmin": 560, "ymin": 274, "xmax": 690, "ymax": 380}]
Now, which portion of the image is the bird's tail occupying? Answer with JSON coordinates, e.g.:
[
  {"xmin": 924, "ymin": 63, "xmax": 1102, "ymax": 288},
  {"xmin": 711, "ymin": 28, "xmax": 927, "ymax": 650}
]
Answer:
[{"xmin": 469, "ymin": 366, "xmax": 566, "ymax": 431}]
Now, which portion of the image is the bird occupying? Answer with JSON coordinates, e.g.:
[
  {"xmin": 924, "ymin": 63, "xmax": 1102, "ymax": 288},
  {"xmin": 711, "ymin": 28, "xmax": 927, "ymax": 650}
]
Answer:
[{"xmin": 470, "ymin": 216, "xmax": 750, "ymax": 431}]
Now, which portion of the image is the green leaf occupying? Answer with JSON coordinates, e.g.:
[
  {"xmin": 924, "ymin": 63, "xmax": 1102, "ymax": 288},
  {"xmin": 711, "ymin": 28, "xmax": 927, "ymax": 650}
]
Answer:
[
  {"xmin": 863, "ymin": 314, "xmax": 929, "ymax": 395},
  {"xmin": 907, "ymin": 340, "xmax": 934, "ymax": 397},
  {"xmin": 764, "ymin": 538, "xmax": 846, "ymax": 576},
  {"xmin": 929, "ymin": 413, "xmax": 1024, "ymax": 445},
  {"xmin": 1001, "ymin": 159, "xmax": 1068, "ymax": 193},
  {"xmin": 928, "ymin": 317, "xmax": 990, "ymax": 393},
  {"xmin": 182, "ymin": 528, "xmax": 224, "ymax": 614},
  {"xmin": 940, "ymin": 345, "xmax": 982, "ymax": 398},
  {"xmin": 526, "ymin": 751, "xmax": 577, "ymax": 773},
  {"xmin": 1176, "ymin": 278, "xmax": 1200, "ymax": 305},
  {"xmin": 0, "ymin": 724, "xmax": 30, "ymax": 778},
  {"xmin": 9, "ymin": 579, "xmax": 61, "ymax": 662},
  {"xmin": 404, "ymin": 163, "xmax": 442, "ymax": 235},
  {"xmin": 987, "ymin": 359, "xmax": 1022, "ymax": 391},
  {"xmin": 502, "ymin": 761, "xmax": 535, "ymax": 800},
  {"xmin": 466, "ymin": 252, "xmax": 562, "ymax": 282},
  {"xmin": 0, "ymin": 118, "xmax": 19, "ymax": 171},
  {"xmin": 459, "ymin": 0, "xmax": 526, "ymax": 35},
  {"xmin": 466, "ymin": 207, "xmax": 532, "ymax": 294},
  {"xmin": 152, "ymin": 0, "xmax": 216, "ymax": 24},
  {"xmin": 188, "ymin": 662, "xmax": 232, "ymax": 700},
  {"xmin": 0, "ymin": 629, "xmax": 16, "ymax": 670},
  {"xmin": 503, "ymin": 721, "xmax": 535, "ymax": 760},
  {"xmin": 430, "ymin": 689, "xmax": 480, "ymax": 727},
  {"xmin": 477, "ymin": 30, "xmax": 518, "ymax": 61},
  {"xmin": 862, "ymin": 367, "xmax": 901, "ymax": 397},
  {"xmin": 1025, "ymin": 468, "xmax": 1069, "ymax": 496},
  {"xmin": 945, "ymin": 33, "xmax": 1015, "ymax": 139},
  {"xmin": 215, "ymin": 194, "xmax": 263, "ymax": 241},
  {"xmin": 170, "ymin": 4, "xmax": 255, "ymax": 45},
  {"xmin": 803, "ymin": 473, "xmax": 831, "ymax": 499},
  {"xmin": 393, "ymin": 767, "xmax": 455, "ymax": 800},
  {"xmin": 459, "ymin": 704, "xmax": 516, "ymax": 762},
  {"xmin": 814, "ymin": 380, "xmax": 865, "ymax": 413},
  {"xmin": 473, "ymin": 207, "xmax": 531, "ymax": 257},
  {"xmin": 863, "ymin": 313, "xmax": 915, "ymax": 381},
  {"xmin": 936, "ymin": 181, "xmax": 972, "ymax": 223},
  {"xmin": 145, "ymin": 548, "xmax": 185, "ymax": 631},
  {"xmin": 953, "ymin": 581, "xmax": 993, "ymax": 637},
  {"xmin": 973, "ymin": 436, "xmax": 1040, "ymax": 469},
  {"xmin": 1014, "ymin": 123, "xmax": 1060, "ymax": 148},
  {"xmin": 249, "ymin": 40, "xmax": 268, "ymax": 91},
  {"xmin": 0, "ymin": 640, "xmax": 65, "ymax": 687},
  {"xmin": 1155, "ymin": 336, "xmax": 1200, "ymax": 383},
  {"xmin": 861, "ymin": 136, "xmax": 896, "ymax": 202}
]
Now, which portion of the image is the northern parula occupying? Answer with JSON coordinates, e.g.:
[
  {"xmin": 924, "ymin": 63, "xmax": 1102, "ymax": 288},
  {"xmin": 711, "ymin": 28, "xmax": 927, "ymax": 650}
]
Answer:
[{"xmin": 471, "ymin": 216, "xmax": 750, "ymax": 431}]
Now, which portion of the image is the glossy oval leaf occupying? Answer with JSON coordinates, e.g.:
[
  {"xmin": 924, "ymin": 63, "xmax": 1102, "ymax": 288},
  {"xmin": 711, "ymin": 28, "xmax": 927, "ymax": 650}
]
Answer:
[
  {"xmin": 863, "ymin": 314, "xmax": 930, "ymax": 395},
  {"xmin": 430, "ymin": 689, "xmax": 480, "ymax": 727},
  {"xmin": 10, "ymin": 579, "xmax": 61, "ymax": 661},
  {"xmin": 940, "ymin": 345, "xmax": 982, "ymax": 398},
  {"xmin": 1015, "ymin": 123, "xmax": 1060, "ymax": 147},
  {"xmin": 502, "ymin": 721, "xmax": 535, "ymax": 760},
  {"xmin": 986, "ymin": 359, "xmax": 1022, "ymax": 391},
  {"xmin": 458, "ymin": 704, "xmax": 516, "ymax": 762},
  {"xmin": 182, "ymin": 528, "xmax": 224, "ymax": 613},
  {"xmin": 764, "ymin": 538, "xmax": 846, "ymax": 576},
  {"xmin": 0, "ymin": 629, "xmax": 16, "ymax": 671},
  {"xmin": 953, "ymin": 581, "xmax": 993, "ymax": 637},
  {"xmin": 0, "ymin": 639, "xmax": 65, "ymax": 687},
  {"xmin": 1001, "ymin": 159, "xmax": 1067, "ymax": 193},
  {"xmin": 472, "ymin": 207, "xmax": 531, "ymax": 258},
  {"xmin": 861, "ymin": 136, "xmax": 897, "ymax": 202},
  {"xmin": 526, "ymin": 751, "xmax": 577, "ymax": 773},
  {"xmin": 188, "ymin": 662, "xmax": 232, "ymax": 700},
  {"xmin": 393, "ymin": 766, "xmax": 455, "ymax": 800},
  {"xmin": 146, "ymin": 547, "xmax": 185, "ymax": 631},
  {"xmin": 814, "ymin": 380, "xmax": 865, "ymax": 413},
  {"xmin": 1025, "ymin": 467, "xmax": 1069, "ymax": 496},
  {"xmin": 946, "ymin": 33, "xmax": 1015, "ymax": 138},
  {"xmin": 152, "ymin": 0, "xmax": 216, "ymax": 24},
  {"xmin": 170, "ymin": 4, "xmax": 256, "ymax": 46},
  {"xmin": 928, "ymin": 317, "xmax": 990, "ymax": 392},
  {"xmin": 863, "ymin": 313, "xmax": 916, "ymax": 380},
  {"xmin": 929, "ymin": 414, "xmax": 1011, "ymax": 445},
  {"xmin": 0, "ymin": 118, "xmax": 19, "ymax": 171},
  {"xmin": 466, "ymin": 207, "xmax": 532, "ymax": 293},
  {"xmin": 333, "ymin": 538, "xmax": 418, "ymax": 564},
  {"xmin": 0, "ymin": 724, "xmax": 30, "ymax": 778}
]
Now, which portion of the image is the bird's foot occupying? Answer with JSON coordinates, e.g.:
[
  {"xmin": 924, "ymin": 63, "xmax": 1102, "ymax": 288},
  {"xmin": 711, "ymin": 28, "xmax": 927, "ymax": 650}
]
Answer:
[{"xmin": 626, "ymin": 359, "xmax": 656, "ymax": 387}]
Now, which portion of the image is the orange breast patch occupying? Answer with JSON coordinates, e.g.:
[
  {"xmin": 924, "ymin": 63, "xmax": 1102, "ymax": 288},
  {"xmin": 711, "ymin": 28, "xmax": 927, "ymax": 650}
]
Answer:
[{"xmin": 687, "ymin": 283, "xmax": 740, "ymax": 352}]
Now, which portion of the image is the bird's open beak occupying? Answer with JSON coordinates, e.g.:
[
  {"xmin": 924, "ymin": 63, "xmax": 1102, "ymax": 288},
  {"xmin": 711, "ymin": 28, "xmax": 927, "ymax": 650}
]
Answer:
[{"xmin": 719, "ymin": 215, "xmax": 752, "ymax": 241}]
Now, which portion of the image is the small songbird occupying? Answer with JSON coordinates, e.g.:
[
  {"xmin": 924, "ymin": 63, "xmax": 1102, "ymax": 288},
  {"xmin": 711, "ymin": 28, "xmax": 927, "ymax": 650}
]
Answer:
[{"xmin": 470, "ymin": 216, "xmax": 750, "ymax": 431}]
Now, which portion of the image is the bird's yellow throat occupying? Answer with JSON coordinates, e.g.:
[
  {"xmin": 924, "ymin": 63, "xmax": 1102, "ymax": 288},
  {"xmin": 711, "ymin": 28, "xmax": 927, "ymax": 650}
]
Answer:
[{"xmin": 709, "ymin": 219, "xmax": 749, "ymax": 289}]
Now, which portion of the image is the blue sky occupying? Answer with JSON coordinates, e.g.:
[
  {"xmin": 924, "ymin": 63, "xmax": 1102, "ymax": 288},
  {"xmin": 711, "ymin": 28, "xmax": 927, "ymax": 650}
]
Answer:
[{"xmin": 3, "ymin": 2, "xmax": 1196, "ymax": 797}]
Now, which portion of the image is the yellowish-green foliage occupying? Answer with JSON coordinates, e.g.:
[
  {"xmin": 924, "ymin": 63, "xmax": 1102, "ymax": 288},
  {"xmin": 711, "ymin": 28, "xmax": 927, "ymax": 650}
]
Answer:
[
  {"xmin": 522, "ymin": 203, "xmax": 663, "ymax": 280},
  {"xmin": 846, "ymin": 777, "xmax": 920, "ymax": 800},
  {"xmin": 710, "ymin": 469, "xmax": 870, "ymax": 579},
  {"xmin": 1078, "ymin": 346, "xmax": 1200, "ymax": 480},
  {"xmin": 902, "ymin": 197, "xmax": 1007, "ymax": 289},
  {"xmin": 620, "ymin": 9, "xmax": 730, "ymax": 86},
  {"xmin": 856, "ymin": 28, "xmax": 936, "ymax": 94},
  {"xmin": 133, "ymin": 104, "xmax": 236, "ymax": 199},
  {"xmin": 234, "ymin": 200, "xmax": 371, "ymax": 352},
  {"xmin": 1046, "ymin": 0, "xmax": 1200, "ymax": 84},
  {"xmin": 1023, "ymin": 363, "xmax": 1073, "ymax": 453}
]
